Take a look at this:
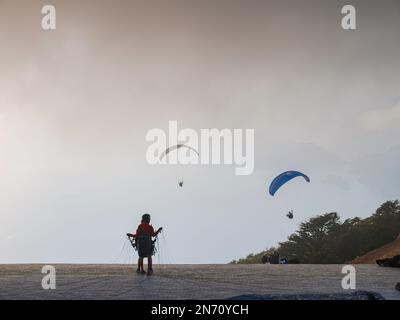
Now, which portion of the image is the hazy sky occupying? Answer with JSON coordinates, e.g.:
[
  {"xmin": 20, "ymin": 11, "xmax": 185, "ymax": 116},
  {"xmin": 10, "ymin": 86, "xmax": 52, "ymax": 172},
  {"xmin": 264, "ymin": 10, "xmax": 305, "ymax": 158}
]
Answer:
[{"xmin": 0, "ymin": 0, "xmax": 399, "ymax": 263}]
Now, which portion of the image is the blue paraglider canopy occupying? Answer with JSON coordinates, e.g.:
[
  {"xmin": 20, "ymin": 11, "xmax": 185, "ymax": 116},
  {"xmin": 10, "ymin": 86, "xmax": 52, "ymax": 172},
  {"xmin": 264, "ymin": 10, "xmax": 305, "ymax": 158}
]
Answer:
[{"xmin": 269, "ymin": 171, "xmax": 310, "ymax": 196}]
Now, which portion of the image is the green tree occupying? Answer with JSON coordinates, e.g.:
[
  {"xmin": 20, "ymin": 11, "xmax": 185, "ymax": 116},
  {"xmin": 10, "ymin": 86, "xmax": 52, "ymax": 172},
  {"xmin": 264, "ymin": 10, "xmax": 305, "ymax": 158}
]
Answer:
[
  {"xmin": 278, "ymin": 212, "xmax": 341, "ymax": 263},
  {"xmin": 234, "ymin": 200, "xmax": 400, "ymax": 264}
]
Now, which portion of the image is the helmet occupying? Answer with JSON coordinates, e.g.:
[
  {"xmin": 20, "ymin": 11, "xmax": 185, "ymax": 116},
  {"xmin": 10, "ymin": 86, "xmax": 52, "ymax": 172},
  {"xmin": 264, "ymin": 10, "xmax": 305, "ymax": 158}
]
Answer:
[{"xmin": 142, "ymin": 213, "xmax": 151, "ymax": 222}]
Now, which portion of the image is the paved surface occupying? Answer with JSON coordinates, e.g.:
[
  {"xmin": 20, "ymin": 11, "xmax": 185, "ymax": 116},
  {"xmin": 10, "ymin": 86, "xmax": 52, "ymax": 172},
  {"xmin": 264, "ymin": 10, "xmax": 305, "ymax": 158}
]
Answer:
[{"xmin": 0, "ymin": 264, "xmax": 399, "ymax": 300}]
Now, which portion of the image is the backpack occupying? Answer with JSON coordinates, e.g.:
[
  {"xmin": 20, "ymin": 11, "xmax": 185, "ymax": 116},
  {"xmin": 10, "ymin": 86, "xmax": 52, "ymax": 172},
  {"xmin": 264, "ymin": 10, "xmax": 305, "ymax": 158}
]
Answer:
[
  {"xmin": 138, "ymin": 234, "xmax": 153, "ymax": 252},
  {"xmin": 137, "ymin": 225, "xmax": 155, "ymax": 256}
]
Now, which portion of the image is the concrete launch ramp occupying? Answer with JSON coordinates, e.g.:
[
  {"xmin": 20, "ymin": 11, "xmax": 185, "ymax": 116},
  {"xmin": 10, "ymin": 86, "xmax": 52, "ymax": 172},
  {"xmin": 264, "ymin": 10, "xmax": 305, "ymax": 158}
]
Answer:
[{"xmin": 0, "ymin": 264, "xmax": 399, "ymax": 300}]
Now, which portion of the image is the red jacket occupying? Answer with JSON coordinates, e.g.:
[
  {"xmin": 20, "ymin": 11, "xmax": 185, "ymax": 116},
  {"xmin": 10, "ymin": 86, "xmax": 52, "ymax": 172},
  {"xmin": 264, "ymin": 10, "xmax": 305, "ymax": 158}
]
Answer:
[{"xmin": 136, "ymin": 222, "xmax": 159, "ymax": 238}]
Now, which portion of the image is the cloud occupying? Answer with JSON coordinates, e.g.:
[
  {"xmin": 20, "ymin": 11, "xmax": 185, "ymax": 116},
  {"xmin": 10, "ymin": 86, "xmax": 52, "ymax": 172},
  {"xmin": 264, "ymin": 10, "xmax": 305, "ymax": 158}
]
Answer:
[
  {"xmin": 322, "ymin": 175, "xmax": 350, "ymax": 191},
  {"xmin": 360, "ymin": 103, "xmax": 400, "ymax": 131},
  {"xmin": 259, "ymin": 140, "xmax": 346, "ymax": 173},
  {"xmin": 352, "ymin": 145, "xmax": 400, "ymax": 196}
]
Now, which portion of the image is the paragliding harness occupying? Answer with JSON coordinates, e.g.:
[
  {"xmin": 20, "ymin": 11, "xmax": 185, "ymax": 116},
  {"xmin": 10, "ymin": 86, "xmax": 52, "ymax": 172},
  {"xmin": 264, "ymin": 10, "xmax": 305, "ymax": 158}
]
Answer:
[{"xmin": 126, "ymin": 233, "xmax": 157, "ymax": 257}]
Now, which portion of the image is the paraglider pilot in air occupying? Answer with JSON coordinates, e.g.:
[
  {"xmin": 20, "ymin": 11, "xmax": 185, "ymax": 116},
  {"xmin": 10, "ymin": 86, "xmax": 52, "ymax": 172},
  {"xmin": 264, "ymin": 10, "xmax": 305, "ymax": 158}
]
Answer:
[{"xmin": 132, "ymin": 214, "xmax": 162, "ymax": 275}]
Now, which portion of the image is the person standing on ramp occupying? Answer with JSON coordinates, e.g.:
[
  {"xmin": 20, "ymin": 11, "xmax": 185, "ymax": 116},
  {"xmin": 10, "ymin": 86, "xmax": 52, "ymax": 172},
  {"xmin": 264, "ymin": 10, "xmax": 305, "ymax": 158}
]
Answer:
[{"xmin": 135, "ymin": 213, "xmax": 162, "ymax": 275}]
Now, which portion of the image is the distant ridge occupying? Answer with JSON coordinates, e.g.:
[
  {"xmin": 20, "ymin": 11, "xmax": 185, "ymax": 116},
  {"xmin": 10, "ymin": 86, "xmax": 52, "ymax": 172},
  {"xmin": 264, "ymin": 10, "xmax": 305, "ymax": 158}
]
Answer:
[{"xmin": 351, "ymin": 234, "xmax": 400, "ymax": 264}]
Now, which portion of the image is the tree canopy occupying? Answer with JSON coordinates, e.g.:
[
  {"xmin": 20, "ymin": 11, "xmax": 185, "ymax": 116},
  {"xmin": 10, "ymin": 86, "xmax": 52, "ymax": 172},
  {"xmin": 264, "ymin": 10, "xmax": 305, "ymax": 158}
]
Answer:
[{"xmin": 232, "ymin": 200, "xmax": 400, "ymax": 264}]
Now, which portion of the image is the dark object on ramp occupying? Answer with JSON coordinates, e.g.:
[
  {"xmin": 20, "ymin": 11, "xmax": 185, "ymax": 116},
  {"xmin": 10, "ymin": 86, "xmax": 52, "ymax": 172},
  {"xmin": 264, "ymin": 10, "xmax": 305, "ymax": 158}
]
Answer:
[
  {"xmin": 262, "ymin": 254, "xmax": 300, "ymax": 264},
  {"xmin": 261, "ymin": 255, "xmax": 268, "ymax": 264},
  {"xmin": 228, "ymin": 291, "xmax": 385, "ymax": 300},
  {"xmin": 395, "ymin": 283, "xmax": 400, "ymax": 292},
  {"xmin": 288, "ymin": 258, "xmax": 300, "ymax": 264},
  {"xmin": 376, "ymin": 255, "xmax": 400, "ymax": 268},
  {"xmin": 269, "ymin": 252, "xmax": 280, "ymax": 264}
]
